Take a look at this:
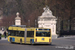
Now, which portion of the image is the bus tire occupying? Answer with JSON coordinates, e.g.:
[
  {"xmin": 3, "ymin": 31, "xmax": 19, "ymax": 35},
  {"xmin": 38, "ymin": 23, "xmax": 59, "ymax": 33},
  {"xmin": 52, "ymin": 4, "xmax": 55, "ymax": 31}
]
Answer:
[
  {"xmin": 20, "ymin": 39, "xmax": 22, "ymax": 44},
  {"xmin": 10, "ymin": 38, "xmax": 13, "ymax": 43},
  {"xmin": 49, "ymin": 42, "xmax": 52, "ymax": 45},
  {"xmin": 30, "ymin": 40, "xmax": 33, "ymax": 45}
]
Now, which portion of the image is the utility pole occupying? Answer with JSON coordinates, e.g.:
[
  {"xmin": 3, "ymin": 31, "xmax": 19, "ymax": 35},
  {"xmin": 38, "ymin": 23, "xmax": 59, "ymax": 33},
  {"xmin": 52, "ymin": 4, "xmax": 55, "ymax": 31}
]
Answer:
[
  {"xmin": 28, "ymin": 20, "xmax": 30, "ymax": 27},
  {"xmin": 35, "ymin": 20, "xmax": 37, "ymax": 28},
  {"xmin": 69, "ymin": 0, "xmax": 72, "ymax": 31}
]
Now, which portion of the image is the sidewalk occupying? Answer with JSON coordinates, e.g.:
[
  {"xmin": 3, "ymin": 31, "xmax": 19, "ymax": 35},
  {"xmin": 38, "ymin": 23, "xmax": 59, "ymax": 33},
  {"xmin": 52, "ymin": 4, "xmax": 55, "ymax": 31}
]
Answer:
[
  {"xmin": 57, "ymin": 35, "xmax": 75, "ymax": 39},
  {"xmin": 0, "ymin": 37, "xmax": 7, "ymax": 40}
]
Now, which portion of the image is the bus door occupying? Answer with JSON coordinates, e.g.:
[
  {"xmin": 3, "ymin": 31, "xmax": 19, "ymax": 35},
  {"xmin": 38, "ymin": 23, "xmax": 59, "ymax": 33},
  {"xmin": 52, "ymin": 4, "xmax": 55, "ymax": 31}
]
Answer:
[{"xmin": 25, "ymin": 29, "xmax": 34, "ymax": 44}]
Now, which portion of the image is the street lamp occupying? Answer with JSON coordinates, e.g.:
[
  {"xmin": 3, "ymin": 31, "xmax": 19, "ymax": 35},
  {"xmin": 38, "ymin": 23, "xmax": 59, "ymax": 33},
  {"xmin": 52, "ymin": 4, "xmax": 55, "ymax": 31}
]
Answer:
[{"xmin": 35, "ymin": 20, "xmax": 37, "ymax": 28}]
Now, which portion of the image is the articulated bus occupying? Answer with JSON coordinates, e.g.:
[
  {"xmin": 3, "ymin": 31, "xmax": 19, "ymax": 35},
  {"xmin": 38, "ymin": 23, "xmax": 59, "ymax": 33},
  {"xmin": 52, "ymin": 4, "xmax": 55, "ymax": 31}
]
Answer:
[{"xmin": 7, "ymin": 25, "xmax": 52, "ymax": 44}]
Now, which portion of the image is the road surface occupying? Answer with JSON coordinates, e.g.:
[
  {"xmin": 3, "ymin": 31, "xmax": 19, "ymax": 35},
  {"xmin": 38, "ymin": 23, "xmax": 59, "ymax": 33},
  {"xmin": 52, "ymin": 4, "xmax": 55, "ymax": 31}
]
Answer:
[{"xmin": 0, "ymin": 37, "xmax": 75, "ymax": 50}]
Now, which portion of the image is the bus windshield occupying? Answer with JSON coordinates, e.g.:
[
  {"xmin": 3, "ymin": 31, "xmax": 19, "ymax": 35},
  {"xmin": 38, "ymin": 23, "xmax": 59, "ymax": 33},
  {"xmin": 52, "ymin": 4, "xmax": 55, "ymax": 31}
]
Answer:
[{"xmin": 36, "ymin": 31, "xmax": 50, "ymax": 37}]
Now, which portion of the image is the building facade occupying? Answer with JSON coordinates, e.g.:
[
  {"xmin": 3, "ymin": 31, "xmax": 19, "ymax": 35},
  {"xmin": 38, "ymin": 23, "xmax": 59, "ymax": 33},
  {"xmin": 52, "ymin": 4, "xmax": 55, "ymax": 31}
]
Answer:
[
  {"xmin": 15, "ymin": 12, "xmax": 21, "ymax": 25},
  {"xmin": 38, "ymin": 6, "xmax": 57, "ymax": 38}
]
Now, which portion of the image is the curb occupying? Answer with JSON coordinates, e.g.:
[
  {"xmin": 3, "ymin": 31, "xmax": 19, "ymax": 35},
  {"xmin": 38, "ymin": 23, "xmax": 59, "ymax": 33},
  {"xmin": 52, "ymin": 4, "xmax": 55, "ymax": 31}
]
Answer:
[
  {"xmin": 57, "ymin": 36, "xmax": 75, "ymax": 39},
  {"xmin": 0, "ymin": 38, "xmax": 7, "ymax": 40}
]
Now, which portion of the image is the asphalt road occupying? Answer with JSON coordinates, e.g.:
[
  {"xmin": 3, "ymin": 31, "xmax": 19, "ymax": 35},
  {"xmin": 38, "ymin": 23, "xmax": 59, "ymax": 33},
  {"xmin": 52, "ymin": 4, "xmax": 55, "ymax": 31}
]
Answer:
[{"xmin": 0, "ymin": 37, "xmax": 75, "ymax": 50}]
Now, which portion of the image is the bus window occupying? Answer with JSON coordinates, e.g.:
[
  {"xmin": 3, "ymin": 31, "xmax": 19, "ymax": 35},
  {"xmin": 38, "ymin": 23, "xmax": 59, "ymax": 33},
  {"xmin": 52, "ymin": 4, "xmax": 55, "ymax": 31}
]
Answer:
[
  {"xmin": 8, "ymin": 30, "xmax": 15, "ymax": 36},
  {"xmin": 36, "ymin": 32, "xmax": 50, "ymax": 37},
  {"xmin": 27, "ymin": 31, "xmax": 34, "ymax": 37},
  {"xmin": 8, "ymin": 30, "xmax": 24, "ymax": 37},
  {"xmin": 15, "ymin": 31, "xmax": 19, "ymax": 36},
  {"xmin": 14, "ymin": 31, "xmax": 24, "ymax": 37},
  {"xmin": 8, "ymin": 31, "xmax": 11, "ymax": 36},
  {"xmin": 19, "ymin": 31, "xmax": 24, "ymax": 37}
]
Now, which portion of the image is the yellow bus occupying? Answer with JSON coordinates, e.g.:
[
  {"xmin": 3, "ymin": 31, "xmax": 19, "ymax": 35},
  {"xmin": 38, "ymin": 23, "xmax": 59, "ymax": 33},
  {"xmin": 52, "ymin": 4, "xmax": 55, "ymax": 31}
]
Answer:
[{"xmin": 7, "ymin": 25, "xmax": 52, "ymax": 44}]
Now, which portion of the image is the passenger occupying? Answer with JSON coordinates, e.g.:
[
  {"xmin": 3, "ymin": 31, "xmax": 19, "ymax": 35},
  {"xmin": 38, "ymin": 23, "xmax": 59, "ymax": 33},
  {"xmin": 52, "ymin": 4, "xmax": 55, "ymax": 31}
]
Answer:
[{"xmin": 4, "ymin": 31, "xmax": 6, "ymax": 38}]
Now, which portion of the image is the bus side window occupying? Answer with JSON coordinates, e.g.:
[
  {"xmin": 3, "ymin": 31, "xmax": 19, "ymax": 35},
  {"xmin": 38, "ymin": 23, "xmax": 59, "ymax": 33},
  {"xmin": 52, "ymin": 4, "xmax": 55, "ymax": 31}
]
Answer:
[
  {"xmin": 20, "ymin": 31, "xmax": 24, "ymax": 37},
  {"xmin": 15, "ymin": 31, "xmax": 19, "ymax": 36},
  {"xmin": 27, "ymin": 31, "xmax": 34, "ymax": 37},
  {"xmin": 8, "ymin": 31, "xmax": 11, "ymax": 36},
  {"xmin": 11, "ymin": 30, "xmax": 14, "ymax": 36}
]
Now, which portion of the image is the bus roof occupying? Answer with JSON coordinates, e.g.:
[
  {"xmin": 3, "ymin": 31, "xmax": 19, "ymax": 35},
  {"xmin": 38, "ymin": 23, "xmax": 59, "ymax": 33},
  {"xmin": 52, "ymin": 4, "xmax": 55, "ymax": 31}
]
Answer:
[
  {"xmin": 10, "ymin": 25, "xmax": 26, "ymax": 28},
  {"xmin": 8, "ymin": 25, "xmax": 51, "ymax": 31}
]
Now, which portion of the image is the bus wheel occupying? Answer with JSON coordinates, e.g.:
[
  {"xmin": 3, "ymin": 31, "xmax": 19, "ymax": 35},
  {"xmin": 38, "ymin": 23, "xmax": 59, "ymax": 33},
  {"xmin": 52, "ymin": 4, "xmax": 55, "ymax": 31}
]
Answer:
[
  {"xmin": 30, "ymin": 40, "xmax": 33, "ymax": 45},
  {"xmin": 49, "ymin": 42, "xmax": 52, "ymax": 45},
  {"xmin": 20, "ymin": 39, "xmax": 22, "ymax": 44},
  {"xmin": 10, "ymin": 38, "xmax": 13, "ymax": 43}
]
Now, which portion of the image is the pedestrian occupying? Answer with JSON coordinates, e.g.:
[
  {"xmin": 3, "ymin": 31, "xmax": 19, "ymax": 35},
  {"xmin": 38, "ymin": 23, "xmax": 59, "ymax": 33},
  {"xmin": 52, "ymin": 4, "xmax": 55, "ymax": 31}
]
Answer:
[
  {"xmin": 4, "ymin": 31, "xmax": 6, "ymax": 38},
  {"xmin": 0, "ymin": 33, "xmax": 1, "ymax": 40}
]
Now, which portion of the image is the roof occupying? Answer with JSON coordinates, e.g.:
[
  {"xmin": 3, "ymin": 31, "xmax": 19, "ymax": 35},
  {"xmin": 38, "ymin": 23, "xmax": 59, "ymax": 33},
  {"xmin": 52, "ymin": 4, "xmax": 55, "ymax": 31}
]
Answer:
[
  {"xmin": 15, "ymin": 16, "xmax": 21, "ymax": 20},
  {"xmin": 38, "ymin": 5, "xmax": 57, "ymax": 19}
]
